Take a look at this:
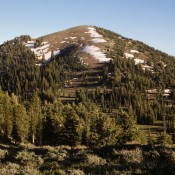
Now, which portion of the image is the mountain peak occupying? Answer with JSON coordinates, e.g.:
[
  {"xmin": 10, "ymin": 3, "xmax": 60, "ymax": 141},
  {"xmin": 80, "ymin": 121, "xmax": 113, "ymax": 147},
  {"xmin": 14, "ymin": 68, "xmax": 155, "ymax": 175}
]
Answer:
[{"xmin": 25, "ymin": 25, "xmax": 111, "ymax": 66}]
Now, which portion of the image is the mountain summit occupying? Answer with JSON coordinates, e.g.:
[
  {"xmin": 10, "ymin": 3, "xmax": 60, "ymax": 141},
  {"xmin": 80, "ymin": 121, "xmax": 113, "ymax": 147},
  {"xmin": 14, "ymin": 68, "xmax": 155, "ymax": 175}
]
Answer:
[
  {"xmin": 24, "ymin": 25, "xmax": 172, "ymax": 73},
  {"xmin": 25, "ymin": 26, "xmax": 111, "ymax": 67}
]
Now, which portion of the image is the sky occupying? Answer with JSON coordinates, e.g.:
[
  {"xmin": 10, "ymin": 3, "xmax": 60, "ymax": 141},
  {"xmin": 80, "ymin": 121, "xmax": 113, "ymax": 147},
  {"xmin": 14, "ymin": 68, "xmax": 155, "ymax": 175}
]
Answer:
[{"xmin": 0, "ymin": 0, "xmax": 175, "ymax": 56}]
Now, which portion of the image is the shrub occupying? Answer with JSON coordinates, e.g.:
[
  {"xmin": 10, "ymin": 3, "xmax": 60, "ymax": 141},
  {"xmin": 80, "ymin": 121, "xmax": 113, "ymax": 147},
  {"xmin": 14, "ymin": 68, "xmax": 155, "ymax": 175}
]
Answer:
[
  {"xmin": 45, "ymin": 147, "xmax": 68, "ymax": 161},
  {"xmin": 120, "ymin": 148, "xmax": 143, "ymax": 164},
  {"xmin": 157, "ymin": 132, "xmax": 173, "ymax": 146},
  {"xmin": 19, "ymin": 165, "xmax": 41, "ymax": 175},
  {"xmin": 85, "ymin": 154, "xmax": 106, "ymax": 166},
  {"xmin": 40, "ymin": 161, "xmax": 65, "ymax": 175},
  {"xmin": 66, "ymin": 169, "xmax": 85, "ymax": 175},
  {"xmin": 144, "ymin": 149, "xmax": 160, "ymax": 159},
  {"xmin": 0, "ymin": 149, "xmax": 8, "ymax": 160},
  {"xmin": 15, "ymin": 150, "xmax": 43, "ymax": 166},
  {"xmin": 0, "ymin": 162, "xmax": 20, "ymax": 175}
]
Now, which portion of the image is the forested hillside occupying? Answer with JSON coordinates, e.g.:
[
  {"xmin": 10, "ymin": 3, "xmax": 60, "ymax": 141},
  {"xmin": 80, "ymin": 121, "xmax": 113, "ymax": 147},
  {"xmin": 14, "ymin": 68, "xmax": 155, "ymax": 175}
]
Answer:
[{"xmin": 0, "ymin": 25, "xmax": 175, "ymax": 174}]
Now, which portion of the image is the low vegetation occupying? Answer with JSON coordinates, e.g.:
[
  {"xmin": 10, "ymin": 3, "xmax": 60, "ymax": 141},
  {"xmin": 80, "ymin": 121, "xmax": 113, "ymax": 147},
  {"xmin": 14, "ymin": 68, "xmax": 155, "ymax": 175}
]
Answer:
[{"xmin": 1, "ymin": 143, "xmax": 175, "ymax": 174}]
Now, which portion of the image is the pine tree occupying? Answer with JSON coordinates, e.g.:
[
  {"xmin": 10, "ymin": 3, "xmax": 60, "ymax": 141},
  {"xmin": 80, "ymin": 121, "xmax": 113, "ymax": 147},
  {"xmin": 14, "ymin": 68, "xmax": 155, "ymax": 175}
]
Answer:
[
  {"xmin": 3, "ymin": 93, "xmax": 13, "ymax": 140},
  {"xmin": 28, "ymin": 92, "xmax": 42, "ymax": 144},
  {"xmin": 62, "ymin": 105, "xmax": 82, "ymax": 146},
  {"xmin": 87, "ymin": 113, "xmax": 121, "ymax": 147},
  {"xmin": 12, "ymin": 104, "xmax": 29, "ymax": 143},
  {"xmin": 116, "ymin": 109, "xmax": 138, "ymax": 144}
]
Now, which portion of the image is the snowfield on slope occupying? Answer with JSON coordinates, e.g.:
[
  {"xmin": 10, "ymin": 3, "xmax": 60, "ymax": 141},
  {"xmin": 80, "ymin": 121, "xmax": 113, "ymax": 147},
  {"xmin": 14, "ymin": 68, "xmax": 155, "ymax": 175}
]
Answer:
[
  {"xmin": 124, "ymin": 53, "xmax": 134, "ymax": 58},
  {"xmin": 125, "ymin": 52, "xmax": 145, "ymax": 65},
  {"xmin": 81, "ymin": 45, "xmax": 111, "ymax": 62},
  {"xmin": 85, "ymin": 27, "xmax": 107, "ymax": 43},
  {"xmin": 25, "ymin": 41, "xmax": 61, "ymax": 62},
  {"xmin": 130, "ymin": 50, "xmax": 139, "ymax": 53}
]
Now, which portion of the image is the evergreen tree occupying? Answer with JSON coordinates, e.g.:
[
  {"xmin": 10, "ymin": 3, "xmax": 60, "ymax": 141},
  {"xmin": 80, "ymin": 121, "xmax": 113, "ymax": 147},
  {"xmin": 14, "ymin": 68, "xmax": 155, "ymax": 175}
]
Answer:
[
  {"xmin": 87, "ymin": 113, "xmax": 121, "ymax": 147},
  {"xmin": 116, "ymin": 109, "xmax": 138, "ymax": 144},
  {"xmin": 62, "ymin": 105, "xmax": 82, "ymax": 146},
  {"xmin": 28, "ymin": 92, "xmax": 42, "ymax": 144},
  {"xmin": 12, "ymin": 104, "xmax": 29, "ymax": 143}
]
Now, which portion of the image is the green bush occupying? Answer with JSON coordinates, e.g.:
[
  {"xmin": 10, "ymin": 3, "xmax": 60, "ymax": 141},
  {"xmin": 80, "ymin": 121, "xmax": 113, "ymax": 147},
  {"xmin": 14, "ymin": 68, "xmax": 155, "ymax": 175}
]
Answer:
[
  {"xmin": 0, "ymin": 162, "xmax": 20, "ymax": 175},
  {"xmin": 45, "ymin": 147, "xmax": 67, "ymax": 161},
  {"xmin": 66, "ymin": 169, "xmax": 85, "ymax": 175},
  {"xmin": 15, "ymin": 150, "xmax": 43, "ymax": 166},
  {"xmin": 40, "ymin": 161, "xmax": 65, "ymax": 175},
  {"xmin": 19, "ymin": 165, "xmax": 41, "ymax": 175},
  {"xmin": 120, "ymin": 148, "xmax": 143, "ymax": 164},
  {"xmin": 85, "ymin": 154, "xmax": 106, "ymax": 166},
  {"xmin": 0, "ymin": 149, "xmax": 8, "ymax": 160}
]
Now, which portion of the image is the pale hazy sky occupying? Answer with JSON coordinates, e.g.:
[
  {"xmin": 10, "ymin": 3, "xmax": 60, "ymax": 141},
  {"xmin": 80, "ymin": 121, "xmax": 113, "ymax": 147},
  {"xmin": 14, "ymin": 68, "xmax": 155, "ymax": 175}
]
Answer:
[{"xmin": 0, "ymin": 0, "xmax": 175, "ymax": 56}]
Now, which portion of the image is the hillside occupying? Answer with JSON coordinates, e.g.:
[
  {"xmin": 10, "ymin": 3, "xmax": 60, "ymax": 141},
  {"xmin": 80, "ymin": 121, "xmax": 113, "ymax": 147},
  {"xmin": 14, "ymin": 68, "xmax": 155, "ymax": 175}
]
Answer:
[{"xmin": 0, "ymin": 25, "xmax": 175, "ymax": 174}]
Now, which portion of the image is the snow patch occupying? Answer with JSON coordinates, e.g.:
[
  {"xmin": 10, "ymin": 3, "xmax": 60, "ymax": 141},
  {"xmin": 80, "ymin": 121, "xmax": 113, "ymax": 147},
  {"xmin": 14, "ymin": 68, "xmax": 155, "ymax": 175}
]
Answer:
[
  {"xmin": 26, "ymin": 41, "xmax": 61, "ymax": 63},
  {"xmin": 124, "ymin": 53, "xmax": 134, "ymax": 58},
  {"xmin": 125, "ymin": 52, "xmax": 145, "ymax": 65},
  {"xmin": 134, "ymin": 59, "xmax": 145, "ymax": 64},
  {"xmin": 142, "ymin": 65, "xmax": 153, "ymax": 71},
  {"xmin": 26, "ymin": 41, "xmax": 35, "ymax": 48},
  {"xmin": 53, "ymin": 49, "xmax": 61, "ymax": 56},
  {"xmin": 91, "ymin": 38, "xmax": 107, "ymax": 43},
  {"xmin": 147, "ymin": 89, "xmax": 171, "ymax": 94},
  {"xmin": 164, "ymin": 89, "xmax": 171, "ymax": 94},
  {"xmin": 85, "ymin": 27, "xmax": 107, "ymax": 43},
  {"xmin": 70, "ymin": 37, "xmax": 77, "ymax": 39},
  {"xmin": 130, "ymin": 50, "xmax": 139, "ymax": 53},
  {"xmin": 81, "ymin": 45, "xmax": 110, "ymax": 62},
  {"xmin": 60, "ymin": 41, "xmax": 66, "ymax": 43},
  {"xmin": 42, "ymin": 41, "xmax": 49, "ymax": 45},
  {"xmin": 86, "ymin": 27, "xmax": 103, "ymax": 38}
]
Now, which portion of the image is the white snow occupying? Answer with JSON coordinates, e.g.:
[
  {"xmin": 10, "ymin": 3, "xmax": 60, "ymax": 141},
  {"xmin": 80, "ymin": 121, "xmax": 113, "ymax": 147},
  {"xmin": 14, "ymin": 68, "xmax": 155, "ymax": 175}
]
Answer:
[
  {"xmin": 142, "ymin": 65, "xmax": 153, "ymax": 72},
  {"xmin": 81, "ymin": 45, "xmax": 111, "ymax": 62},
  {"xmin": 36, "ymin": 63, "xmax": 42, "ymax": 66},
  {"xmin": 25, "ymin": 41, "xmax": 35, "ymax": 48},
  {"xmin": 42, "ymin": 41, "xmax": 49, "ymax": 45},
  {"xmin": 27, "ymin": 41, "xmax": 35, "ymax": 44},
  {"xmin": 60, "ymin": 41, "xmax": 66, "ymax": 43},
  {"xmin": 164, "ymin": 89, "xmax": 171, "ymax": 94},
  {"xmin": 147, "ymin": 89, "xmax": 171, "ymax": 94},
  {"xmin": 130, "ymin": 50, "xmax": 139, "ymax": 53},
  {"xmin": 134, "ymin": 59, "xmax": 145, "ymax": 64},
  {"xmin": 86, "ymin": 27, "xmax": 103, "ymax": 38},
  {"xmin": 142, "ymin": 65, "xmax": 153, "ymax": 69},
  {"xmin": 38, "ymin": 43, "xmax": 50, "ymax": 50},
  {"xmin": 124, "ymin": 53, "xmax": 134, "ymax": 58},
  {"xmin": 53, "ymin": 49, "xmax": 61, "ymax": 56},
  {"xmin": 124, "ymin": 52, "xmax": 145, "ymax": 65},
  {"xmin": 43, "ymin": 51, "xmax": 51, "ymax": 61},
  {"xmin": 85, "ymin": 27, "xmax": 107, "ymax": 43},
  {"xmin": 26, "ymin": 41, "xmax": 61, "ymax": 63},
  {"xmin": 26, "ymin": 43, "xmax": 34, "ymax": 48},
  {"xmin": 147, "ymin": 89, "xmax": 157, "ymax": 93},
  {"xmin": 70, "ymin": 37, "xmax": 77, "ymax": 39},
  {"xmin": 91, "ymin": 38, "xmax": 107, "ymax": 43}
]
